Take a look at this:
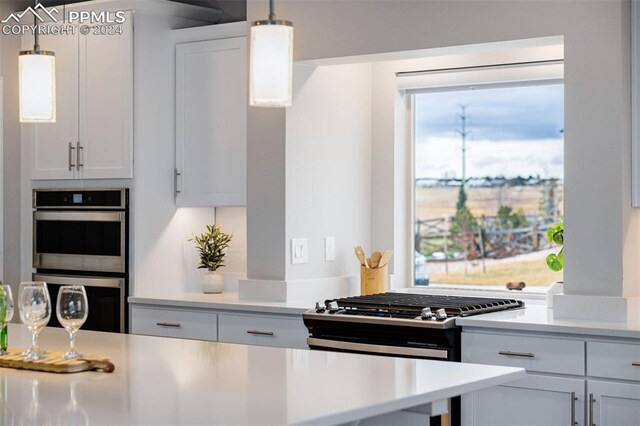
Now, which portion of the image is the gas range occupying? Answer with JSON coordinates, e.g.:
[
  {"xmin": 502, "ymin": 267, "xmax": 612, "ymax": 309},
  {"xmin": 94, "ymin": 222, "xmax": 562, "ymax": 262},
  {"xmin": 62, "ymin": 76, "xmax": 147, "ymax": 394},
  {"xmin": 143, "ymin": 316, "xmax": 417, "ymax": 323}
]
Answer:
[
  {"xmin": 303, "ymin": 292, "xmax": 525, "ymax": 426},
  {"xmin": 304, "ymin": 292, "xmax": 525, "ymax": 329}
]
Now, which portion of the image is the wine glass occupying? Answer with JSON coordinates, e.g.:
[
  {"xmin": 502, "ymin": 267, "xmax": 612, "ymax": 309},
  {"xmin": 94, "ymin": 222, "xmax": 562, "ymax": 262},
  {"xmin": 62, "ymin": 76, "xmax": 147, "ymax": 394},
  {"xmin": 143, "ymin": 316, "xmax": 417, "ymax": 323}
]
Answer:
[
  {"xmin": 56, "ymin": 286, "xmax": 88, "ymax": 360},
  {"xmin": 18, "ymin": 282, "xmax": 51, "ymax": 361},
  {"xmin": 0, "ymin": 285, "xmax": 14, "ymax": 355}
]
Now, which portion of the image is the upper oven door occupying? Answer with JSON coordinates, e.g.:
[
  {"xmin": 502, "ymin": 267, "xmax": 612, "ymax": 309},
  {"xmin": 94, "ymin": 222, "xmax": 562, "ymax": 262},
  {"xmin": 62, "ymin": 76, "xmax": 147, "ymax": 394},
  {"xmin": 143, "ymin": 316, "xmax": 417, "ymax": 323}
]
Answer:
[{"xmin": 33, "ymin": 210, "xmax": 126, "ymax": 273}]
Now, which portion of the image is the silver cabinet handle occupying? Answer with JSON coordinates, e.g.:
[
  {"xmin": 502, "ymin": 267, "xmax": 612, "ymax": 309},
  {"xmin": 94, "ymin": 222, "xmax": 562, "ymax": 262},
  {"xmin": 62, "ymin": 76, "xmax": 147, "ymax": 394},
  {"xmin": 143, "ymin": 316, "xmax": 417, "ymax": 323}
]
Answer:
[
  {"xmin": 498, "ymin": 350, "xmax": 535, "ymax": 358},
  {"xmin": 570, "ymin": 392, "xmax": 577, "ymax": 425},
  {"xmin": 246, "ymin": 330, "xmax": 274, "ymax": 336},
  {"xmin": 156, "ymin": 322, "xmax": 182, "ymax": 328},
  {"xmin": 589, "ymin": 393, "xmax": 596, "ymax": 426},
  {"xmin": 174, "ymin": 168, "xmax": 181, "ymax": 196},
  {"xmin": 68, "ymin": 142, "xmax": 76, "ymax": 171},
  {"xmin": 77, "ymin": 142, "xmax": 84, "ymax": 170},
  {"xmin": 632, "ymin": 361, "xmax": 640, "ymax": 367}
]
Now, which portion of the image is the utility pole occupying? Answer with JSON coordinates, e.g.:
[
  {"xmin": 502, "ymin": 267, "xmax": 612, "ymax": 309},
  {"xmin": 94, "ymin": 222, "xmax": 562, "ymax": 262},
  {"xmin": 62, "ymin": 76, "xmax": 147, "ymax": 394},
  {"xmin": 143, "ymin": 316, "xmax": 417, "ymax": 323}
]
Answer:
[{"xmin": 457, "ymin": 105, "xmax": 470, "ymax": 189}]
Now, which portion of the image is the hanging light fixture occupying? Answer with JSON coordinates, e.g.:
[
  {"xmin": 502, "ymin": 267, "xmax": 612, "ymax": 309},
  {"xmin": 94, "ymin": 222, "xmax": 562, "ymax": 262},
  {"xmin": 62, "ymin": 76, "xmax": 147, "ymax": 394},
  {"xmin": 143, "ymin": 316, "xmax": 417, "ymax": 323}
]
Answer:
[
  {"xmin": 249, "ymin": 0, "xmax": 293, "ymax": 107},
  {"xmin": 19, "ymin": 1, "xmax": 56, "ymax": 123}
]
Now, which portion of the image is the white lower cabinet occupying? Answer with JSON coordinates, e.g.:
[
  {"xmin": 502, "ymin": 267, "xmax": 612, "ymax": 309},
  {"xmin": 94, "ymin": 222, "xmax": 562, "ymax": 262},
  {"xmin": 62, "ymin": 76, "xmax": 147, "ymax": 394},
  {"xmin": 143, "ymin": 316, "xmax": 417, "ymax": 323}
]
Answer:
[
  {"xmin": 462, "ymin": 374, "xmax": 584, "ymax": 426},
  {"xmin": 218, "ymin": 313, "xmax": 308, "ymax": 349},
  {"xmin": 130, "ymin": 303, "xmax": 308, "ymax": 349},
  {"xmin": 130, "ymin": 305, "xmax": 218, "ymax": 341},
  {"xmin": 462, "ymin": 330, "xmax": 640, "ymax": 426},
  {"xmin": 588, "ymin": 380, "xmax": 640, "ymax": 426}
]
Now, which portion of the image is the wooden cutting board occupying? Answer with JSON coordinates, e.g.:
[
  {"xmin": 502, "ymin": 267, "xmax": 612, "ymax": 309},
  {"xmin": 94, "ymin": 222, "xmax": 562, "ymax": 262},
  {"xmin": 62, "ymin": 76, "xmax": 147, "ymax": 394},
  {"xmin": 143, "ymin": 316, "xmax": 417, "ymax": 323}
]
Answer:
[{"xmin": 0, "ymin": 347, "xmax": 114, "ymax": 374}]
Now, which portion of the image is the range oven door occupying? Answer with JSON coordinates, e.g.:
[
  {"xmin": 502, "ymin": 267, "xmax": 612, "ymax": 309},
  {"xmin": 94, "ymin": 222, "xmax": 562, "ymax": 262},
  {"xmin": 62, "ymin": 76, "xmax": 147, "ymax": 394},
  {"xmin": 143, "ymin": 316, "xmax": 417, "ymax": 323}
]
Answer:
[
  {"xmin": 33, "ymin": 210, "xmax": 126, "ymax": 273},
  {"xmin": 34, "ymin": 274, "xmax": 126, "ymax": 333}
]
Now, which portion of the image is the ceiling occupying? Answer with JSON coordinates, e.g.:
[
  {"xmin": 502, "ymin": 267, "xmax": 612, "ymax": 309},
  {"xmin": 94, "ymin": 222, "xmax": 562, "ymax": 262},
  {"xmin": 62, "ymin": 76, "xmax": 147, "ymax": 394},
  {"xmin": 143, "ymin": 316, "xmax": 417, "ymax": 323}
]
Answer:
[{"xmin": 37, "ymin": 0, "xmax": 247, "ymax": 22}]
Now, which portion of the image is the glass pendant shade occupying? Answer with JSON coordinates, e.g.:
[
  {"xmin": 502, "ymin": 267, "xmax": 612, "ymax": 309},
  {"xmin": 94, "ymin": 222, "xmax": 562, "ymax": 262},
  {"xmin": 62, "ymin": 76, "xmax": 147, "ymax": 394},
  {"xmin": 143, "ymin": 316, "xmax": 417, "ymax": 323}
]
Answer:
[
  {"xmin": 19, "ymin": 51, "xmax": 56, "ymax": 123},
  {"xmin": 249, "ymin": 22, "xmax": 293, "ymax": 107}
]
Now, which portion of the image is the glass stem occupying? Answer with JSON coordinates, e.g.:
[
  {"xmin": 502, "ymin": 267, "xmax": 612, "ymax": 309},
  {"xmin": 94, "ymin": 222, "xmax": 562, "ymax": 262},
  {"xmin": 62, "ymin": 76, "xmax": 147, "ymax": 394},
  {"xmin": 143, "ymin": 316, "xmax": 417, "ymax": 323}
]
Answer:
[
  {"xmin": 31, "ymin": 331, "xmax": 39, "ymax": 354},
  {"xmin": 69, "ymin": 330, "xmax": 76, "ymax": 353}
]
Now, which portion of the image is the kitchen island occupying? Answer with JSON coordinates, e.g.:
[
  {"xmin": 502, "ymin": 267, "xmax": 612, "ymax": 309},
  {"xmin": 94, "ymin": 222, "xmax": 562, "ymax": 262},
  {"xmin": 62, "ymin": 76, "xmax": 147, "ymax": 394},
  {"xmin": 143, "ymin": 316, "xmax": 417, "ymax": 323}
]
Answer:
[{"xmin": 0, "ymin": 324, "xmax": 524, "ymax": 425}]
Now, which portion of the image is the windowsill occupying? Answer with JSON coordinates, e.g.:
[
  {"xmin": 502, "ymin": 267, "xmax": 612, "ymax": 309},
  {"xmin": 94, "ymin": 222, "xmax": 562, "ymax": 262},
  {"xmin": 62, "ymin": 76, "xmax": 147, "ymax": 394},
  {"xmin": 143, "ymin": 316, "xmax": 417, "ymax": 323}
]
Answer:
[{"xmin": 404, "ymin": 283, "xmax": 547, "ymax": 303}]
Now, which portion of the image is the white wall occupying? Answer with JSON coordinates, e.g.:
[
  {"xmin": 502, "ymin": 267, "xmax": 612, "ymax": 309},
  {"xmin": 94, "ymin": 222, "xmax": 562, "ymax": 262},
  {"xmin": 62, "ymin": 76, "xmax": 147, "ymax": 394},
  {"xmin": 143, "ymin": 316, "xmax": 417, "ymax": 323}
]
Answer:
[
  {"xmin": 285, "ymin": 62, "xmax": 372, "ymax": 281},
  {"xmin": 246, "ymin": 0, "xmax": 637, "ymax": 319},
  {"xmin": 131, "ymin": 12, "xmax": 216, "ymax": 296}
]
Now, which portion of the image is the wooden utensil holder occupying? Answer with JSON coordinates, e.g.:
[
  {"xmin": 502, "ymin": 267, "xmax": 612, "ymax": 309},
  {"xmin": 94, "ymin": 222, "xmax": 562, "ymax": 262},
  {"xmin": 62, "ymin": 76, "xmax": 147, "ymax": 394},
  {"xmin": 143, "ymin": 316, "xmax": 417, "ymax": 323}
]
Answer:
[{"xmin": 360, "ymin": 265, "xmax": 388, "ymax": 295}]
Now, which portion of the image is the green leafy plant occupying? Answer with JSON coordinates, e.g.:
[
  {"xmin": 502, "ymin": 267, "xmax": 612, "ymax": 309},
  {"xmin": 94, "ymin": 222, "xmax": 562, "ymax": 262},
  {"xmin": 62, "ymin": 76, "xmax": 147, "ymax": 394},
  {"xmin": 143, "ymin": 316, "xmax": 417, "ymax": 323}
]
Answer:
[
  {"xmin": 189, "ymin": 225, "xmax": 232, "ymax": 272},
  {"xmin": 545, "ymin": 220, "xmax": 564, "ymax": 272}
]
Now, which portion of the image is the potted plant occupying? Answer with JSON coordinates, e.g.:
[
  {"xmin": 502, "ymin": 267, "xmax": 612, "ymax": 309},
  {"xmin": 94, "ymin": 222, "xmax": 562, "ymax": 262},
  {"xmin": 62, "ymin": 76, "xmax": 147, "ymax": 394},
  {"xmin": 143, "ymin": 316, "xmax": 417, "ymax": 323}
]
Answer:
[
  {"xmin": 190, "ymin": 225, "xmax": 232, "ymax": 294},
  {"xmin": 545, "ymin": 220, "xmax": 564, "ymax": 308}
]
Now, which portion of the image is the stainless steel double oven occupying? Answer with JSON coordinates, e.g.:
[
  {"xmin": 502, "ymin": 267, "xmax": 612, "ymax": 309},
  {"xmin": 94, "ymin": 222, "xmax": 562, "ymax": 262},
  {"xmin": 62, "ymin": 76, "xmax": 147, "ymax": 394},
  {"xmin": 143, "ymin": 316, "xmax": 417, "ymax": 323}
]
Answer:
[{"xmin": 33, "ymin": 189, "xmax": 129, "ymax": 333}]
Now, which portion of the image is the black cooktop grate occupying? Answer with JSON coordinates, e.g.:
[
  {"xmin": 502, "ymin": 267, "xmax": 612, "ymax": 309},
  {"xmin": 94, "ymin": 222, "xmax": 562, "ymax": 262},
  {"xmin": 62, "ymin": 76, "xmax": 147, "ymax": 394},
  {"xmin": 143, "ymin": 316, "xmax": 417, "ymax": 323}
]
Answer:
[{"xmin": 326, "ymin": 293, "xmax": 524, "ymax": 318}]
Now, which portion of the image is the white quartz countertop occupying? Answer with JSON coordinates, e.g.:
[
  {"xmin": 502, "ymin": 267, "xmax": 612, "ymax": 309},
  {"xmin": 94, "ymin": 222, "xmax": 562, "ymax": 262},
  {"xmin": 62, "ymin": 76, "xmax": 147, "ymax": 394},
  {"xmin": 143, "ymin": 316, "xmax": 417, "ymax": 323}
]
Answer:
[
  {"xmin": 128, "ymin": 292, "xmax": 316, "ymax": 315},
  {"xmin": 1, "ymin": 324, "xmax": 524, "ymax": 425},
  {"xmin": 457, "ymin": 305, "xmax": 640, "ymax": 339}
]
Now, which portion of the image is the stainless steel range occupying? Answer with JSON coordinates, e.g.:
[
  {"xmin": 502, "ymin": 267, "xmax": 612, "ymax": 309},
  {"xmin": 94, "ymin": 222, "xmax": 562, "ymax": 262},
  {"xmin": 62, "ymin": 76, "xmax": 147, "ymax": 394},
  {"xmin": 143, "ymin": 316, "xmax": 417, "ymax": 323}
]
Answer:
[{"xmin": 303, "ymin": 292, "xmax": 525, "ymax": 426}]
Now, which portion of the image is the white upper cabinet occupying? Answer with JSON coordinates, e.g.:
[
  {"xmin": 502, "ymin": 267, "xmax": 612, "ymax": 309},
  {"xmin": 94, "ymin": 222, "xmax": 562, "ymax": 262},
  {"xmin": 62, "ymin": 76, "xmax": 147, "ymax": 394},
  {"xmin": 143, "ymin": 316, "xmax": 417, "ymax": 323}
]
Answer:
[
  {"xmin": 24, "ymin": 29, "xmax": 79, "ymax": 180},
  {"xmin": 175, "ymin": 37, "xmax": 247, "ymax": 206},
  {"xmin": 79, "ymin": 17, "xmax": 133, "ymax": 179},
  {"xmin": 25, "ymin": 12, "xmax": 133, "ymax": 180}
]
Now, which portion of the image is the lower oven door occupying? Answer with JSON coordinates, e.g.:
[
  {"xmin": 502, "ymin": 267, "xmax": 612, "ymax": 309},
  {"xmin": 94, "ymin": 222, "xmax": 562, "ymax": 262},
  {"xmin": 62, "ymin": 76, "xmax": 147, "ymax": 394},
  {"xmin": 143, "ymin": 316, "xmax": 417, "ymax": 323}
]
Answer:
[{"xmin": 34, "ymin": 274, "xmax": 125, "ymax": 333}]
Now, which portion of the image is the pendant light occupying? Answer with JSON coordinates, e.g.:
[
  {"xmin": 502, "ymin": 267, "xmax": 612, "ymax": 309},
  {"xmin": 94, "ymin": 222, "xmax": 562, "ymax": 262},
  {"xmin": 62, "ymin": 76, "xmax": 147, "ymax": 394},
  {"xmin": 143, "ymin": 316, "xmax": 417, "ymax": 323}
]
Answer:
[
  {"xmin": 19, "ymin": 1, "xmax": 56, "ymax": 123},
  {"xmin": 249, "ymin": 0, "xmax": 293, "ymax": 107}
]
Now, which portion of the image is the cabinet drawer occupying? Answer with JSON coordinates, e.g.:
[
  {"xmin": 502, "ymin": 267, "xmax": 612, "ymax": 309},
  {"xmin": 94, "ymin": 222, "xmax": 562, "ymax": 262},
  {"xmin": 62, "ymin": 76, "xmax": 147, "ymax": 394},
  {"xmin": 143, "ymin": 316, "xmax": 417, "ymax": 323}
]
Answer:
[
  {"xmin": 462, "ymin": 332, "xmax": 585, "ymax": 375},
  {"xmin": 587, "ymin": 341, "xmax": 640, "ymax": 381},
  {"xmin": 130, "ymin": 306, "xmax": 217, "ymax": 341},
  {"xmin": 218, "ymin": 313, "xmax": 308, "ymax": 349}
]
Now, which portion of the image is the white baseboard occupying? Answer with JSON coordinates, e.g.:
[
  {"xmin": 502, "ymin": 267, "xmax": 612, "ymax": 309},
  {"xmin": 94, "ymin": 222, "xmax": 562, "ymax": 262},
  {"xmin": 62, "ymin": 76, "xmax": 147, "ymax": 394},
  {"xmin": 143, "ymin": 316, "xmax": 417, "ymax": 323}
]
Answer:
[
  {"xmin": 238, "ymin": 276, "xmax": 359, "ymax": 302},
  {"xmin": 554, "ymin": 294, "xmax": 629, "ymax": 322}
]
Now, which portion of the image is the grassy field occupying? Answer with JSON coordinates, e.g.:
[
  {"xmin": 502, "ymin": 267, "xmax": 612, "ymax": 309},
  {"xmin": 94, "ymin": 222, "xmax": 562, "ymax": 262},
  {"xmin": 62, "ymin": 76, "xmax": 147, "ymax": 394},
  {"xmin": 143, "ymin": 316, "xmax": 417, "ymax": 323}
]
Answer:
[
  {"xmin": 428, "ymin": 257, "xmax": 562, "ymax": 287},
  {"xmin": 415, "ymin": 185, "xmax": 563, "ymax": 220},
  {"xmin": 416, "ymin": 184, "xmax": 564, "ymax": 287}
]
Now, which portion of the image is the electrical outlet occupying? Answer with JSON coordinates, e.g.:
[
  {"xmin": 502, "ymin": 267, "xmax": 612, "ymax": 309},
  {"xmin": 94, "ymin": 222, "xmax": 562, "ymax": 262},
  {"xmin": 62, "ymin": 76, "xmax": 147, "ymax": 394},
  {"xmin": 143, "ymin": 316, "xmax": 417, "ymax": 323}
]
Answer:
[
  {"xmin": 291, "ymin": 238, "xmax": 308, "ymax": 264},
  {"xmin": 325, "ymin": 236, "xmax": 336, "ymax": 262}
]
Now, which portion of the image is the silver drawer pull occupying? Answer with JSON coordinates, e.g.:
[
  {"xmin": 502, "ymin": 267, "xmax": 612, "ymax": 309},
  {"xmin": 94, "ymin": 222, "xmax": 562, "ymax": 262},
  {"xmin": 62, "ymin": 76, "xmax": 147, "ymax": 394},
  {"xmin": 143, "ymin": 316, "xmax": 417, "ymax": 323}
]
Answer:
[
  {"xmin": 632, "ymin": 362, "xmax": 640, "ymax": 367},
  {"xmin": 498, "ymin": 350, "xmax": 535, "ymax": 358},
  {"xmin": 156, "ymin": 322, "xmax": 182, "ymax": 328},
  {"xmin": 246, "ymin": 330, "xmax": 274, "ymax": 336}
]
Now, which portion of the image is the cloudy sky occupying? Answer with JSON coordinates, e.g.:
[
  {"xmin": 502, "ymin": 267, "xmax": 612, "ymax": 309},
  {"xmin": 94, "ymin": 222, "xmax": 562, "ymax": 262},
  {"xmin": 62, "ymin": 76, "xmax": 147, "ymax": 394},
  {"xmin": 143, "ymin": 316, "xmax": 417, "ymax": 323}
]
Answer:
[{"xmin": 414, "ymin": 84, "xmax": 564, "ymax": 180}]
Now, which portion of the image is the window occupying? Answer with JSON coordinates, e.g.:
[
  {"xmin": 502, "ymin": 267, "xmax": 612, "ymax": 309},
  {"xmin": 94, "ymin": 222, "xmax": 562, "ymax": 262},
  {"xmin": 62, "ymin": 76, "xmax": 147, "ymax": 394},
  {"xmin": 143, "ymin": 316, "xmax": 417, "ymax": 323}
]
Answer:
[{"xmin": 406, "ymin": 64, "xmax": 564, "ymax": 290}]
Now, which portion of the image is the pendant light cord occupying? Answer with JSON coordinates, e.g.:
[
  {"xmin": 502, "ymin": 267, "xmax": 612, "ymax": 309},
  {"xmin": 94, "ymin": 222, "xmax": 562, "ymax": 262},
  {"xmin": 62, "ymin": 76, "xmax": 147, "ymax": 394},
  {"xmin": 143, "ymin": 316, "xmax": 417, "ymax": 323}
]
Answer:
[
  {"xmin": 269, "ymin": 0, "xmax": 275, "ymax": 21},
  {"xmin": 33, "ymin": 0, "xmax": 39, "ymax": 51}
]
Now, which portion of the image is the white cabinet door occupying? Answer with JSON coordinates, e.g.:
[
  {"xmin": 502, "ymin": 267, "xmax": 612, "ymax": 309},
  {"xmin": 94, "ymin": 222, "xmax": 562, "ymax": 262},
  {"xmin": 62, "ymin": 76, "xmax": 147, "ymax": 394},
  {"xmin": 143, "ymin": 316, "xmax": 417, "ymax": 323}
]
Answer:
[
  {"xmin": 24, "ymin": 30, "xmax": 79, "ymax": 180},
  {"xmin": 79, "ymin": 14, "xmax": 133, "ymax": 179},
  {"xmin": 588, "ymin": 380, "xmax": 640, "ymax": 426},
  {"xmin": 175, "ymin": 37, "xmax": 247, "ymax": 206},
  {"xmin": 462, "ymin": 375, "xmax": 585, "ymax": 426}
]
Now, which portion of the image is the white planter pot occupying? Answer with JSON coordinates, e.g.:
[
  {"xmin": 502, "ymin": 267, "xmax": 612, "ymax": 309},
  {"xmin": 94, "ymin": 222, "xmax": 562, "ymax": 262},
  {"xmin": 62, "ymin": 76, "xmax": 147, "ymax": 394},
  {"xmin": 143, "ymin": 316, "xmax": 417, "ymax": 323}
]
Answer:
[
  {"xmin": 546, "ymin": 281, "xmax": 564, "ymax": 309},
  {"xmin": 201, "ymin": 270, "xmax": 224, "ymax": 294}
]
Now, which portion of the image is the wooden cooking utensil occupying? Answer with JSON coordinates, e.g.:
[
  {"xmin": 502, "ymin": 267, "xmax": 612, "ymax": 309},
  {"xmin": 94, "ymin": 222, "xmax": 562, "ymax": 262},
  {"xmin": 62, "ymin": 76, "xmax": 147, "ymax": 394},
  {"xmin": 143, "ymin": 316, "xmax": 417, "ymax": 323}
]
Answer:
[
  {"xmin": 378, "ymin": 250, "xmax": 394, "ymax": 268},
  {"xmin": 354, "ymin": 246, "xmax": 367, "ymax": 267},
  {"xmin": 369, "ymin": 252, "xmax": 382, "ymax": 268}
]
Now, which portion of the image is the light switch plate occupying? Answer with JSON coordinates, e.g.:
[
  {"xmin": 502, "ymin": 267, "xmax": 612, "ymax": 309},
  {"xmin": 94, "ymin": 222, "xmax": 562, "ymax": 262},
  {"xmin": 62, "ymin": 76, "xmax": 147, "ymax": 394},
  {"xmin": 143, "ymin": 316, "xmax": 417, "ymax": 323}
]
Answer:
[
  {"xmin": 325, "ymin": 236, "xmax": 336, "ymax": 262},
  {"xmin": 291, "ymin": 238, "xmax": 308, "ymax": 264}
]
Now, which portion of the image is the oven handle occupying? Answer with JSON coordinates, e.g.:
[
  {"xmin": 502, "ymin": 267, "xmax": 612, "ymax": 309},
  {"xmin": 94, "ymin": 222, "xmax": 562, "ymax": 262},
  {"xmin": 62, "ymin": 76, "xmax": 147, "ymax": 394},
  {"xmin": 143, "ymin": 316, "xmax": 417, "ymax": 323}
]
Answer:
[
  {"xmin": 34, "ymin": 211, "xmax": 124, "ymax": 222},
  {"xmin": 307, "ymin": 338, "xmax": 449, "ymax": 359},
  {"xmin": 33, "ymin": 274, "xmax": 123, "ymax": 289}
]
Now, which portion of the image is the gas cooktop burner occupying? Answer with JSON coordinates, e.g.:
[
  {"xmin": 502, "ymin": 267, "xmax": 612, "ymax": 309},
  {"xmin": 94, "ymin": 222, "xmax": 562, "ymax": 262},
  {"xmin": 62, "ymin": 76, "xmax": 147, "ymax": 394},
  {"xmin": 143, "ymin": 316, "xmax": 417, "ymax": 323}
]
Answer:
[{"xmin": 305, "ymin": 292, "xmax": 524, "ymax": 329}]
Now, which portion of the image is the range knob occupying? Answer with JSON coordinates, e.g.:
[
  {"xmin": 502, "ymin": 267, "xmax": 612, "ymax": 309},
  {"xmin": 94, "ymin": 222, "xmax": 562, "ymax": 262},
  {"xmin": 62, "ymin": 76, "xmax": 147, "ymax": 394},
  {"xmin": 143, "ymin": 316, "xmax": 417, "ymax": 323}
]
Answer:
[
  {"xmin": 435, "ymin": 308, "xmax": 448, "ymax": 320},
  {"xmin": 327, "ymin": 301, "xmax": 340, "ymax": 313},
  {"xmin": 315, "ymin": 302, "xmax": 326, "ymax": 313},
  {"xmin": 420, "ymin": 307, "xmax": 435, "ymax": 320}
]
